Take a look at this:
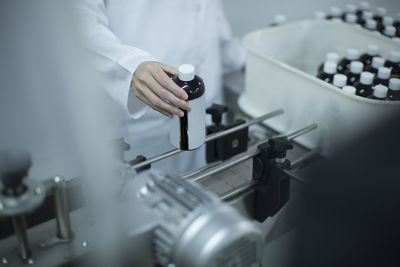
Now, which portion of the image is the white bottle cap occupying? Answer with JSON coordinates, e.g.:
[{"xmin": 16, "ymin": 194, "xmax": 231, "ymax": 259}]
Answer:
[
  {"xmin": 389, "ymin": 78, "xmax": 400, "ymax": 91},
  {"xmin": 343, "ymin": 85, "xmax": 357, "ymax": 94},
  {"xmin": 384, "ymin": 26, "xmax": 396, "ymax": 37},
  {"xmin": 178, "ymin": 64, "xmax": 195, "ymax": 81},
  {"xmin": 329, "ymin": 6, "xmax": 342, "ymax": 17},
  {"xmin": 360, "ymin": 72, "xmax": 374, "ymax": 85},
  {"xmin": 373, "ymin": 84, "xmax": 388, "ymax": 98},
  {"xmin": 323, "ymin": 61, "xmax": 337, "ymax": 74},
  {"xmin": 377, "ymin": 67, "xmax": 391, "ymax": 79},
  {"xmin": 345, "ymin": 13, "xmax": 357, "ymax": 24},
  {"xmin": 362, "ymin": 11, "xmax": 373, "ymax": 20},
  {"xmin": 345, "ymin": 4, "xmax": 357, "ymax": 13},
  {"xmin": 371, "ymin": 57, "xmax": 385, "ymax": 69},
  {"xmin": 273, "ymin": 14, "xmax": 287, "ymax": 25},
  {"xmin": 382, "ymin": 16, "xmax": 394, "ymax": 26},
  {"xmin": 346, "ymin": 48, "xmax": 360, "ymax": 60},
  {"xmin": 359, "ymin": 2, "xmax": 370, "ymax": 10},
  {"xmin": 375, "ymin": 7, "xmax": 387, "ymax": 17},
  {"xmin": 325, "ymin": 52, "xmax": 340, "ymax": 63},
  {"xmin": 366, "ymin": 44, "xmax": 379, "ymax": 56},
  {"xmin": 389, "ymin": 51, "xmax": 400, "ymax": 63},
  {"xmin": 314, "ymin": 11, "xmax": 326, "ymax": 20},
  {"xmin": 333, "ymin": 74, "xmax": 348, "ymax": 87},
  {"xmin": 365, "ymin": 19, "xmax": 377, "ymax": 30},
  {"xmin": 350, "ymin": 61, "xmax": 364, "ymax": 74}
]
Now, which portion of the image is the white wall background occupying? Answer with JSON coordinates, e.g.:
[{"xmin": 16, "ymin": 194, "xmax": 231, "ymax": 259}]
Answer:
[{"xmin": 221, "ymin": 0, "xmax": 400, "ymax": 37}]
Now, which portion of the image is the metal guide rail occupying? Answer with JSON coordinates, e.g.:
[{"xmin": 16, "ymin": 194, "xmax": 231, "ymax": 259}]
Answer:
[{"xmin": 0, "ymin": 109, "xmax": 321, "ymax": 266}]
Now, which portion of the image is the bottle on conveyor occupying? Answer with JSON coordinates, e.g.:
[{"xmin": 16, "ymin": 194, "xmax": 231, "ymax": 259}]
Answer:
[
  {"xmin": 364, "ymin": 57, "xmax": 385, "ymax": 74},
  {"xmin": 373, "ymin": 7, "xmax": 387, "ymax": 23},
  {"xmin": 337, "ymin": 48, "xmax": 359, "ymax": 74},
  {"xmin": 345, "ymin": 61, "xmax": 364, "ymax": 86},
  {"xmin": 344, "ymin": 13, "xmax": 357, "ymax": 25},
  {"xmin": 384, "ymin": 52, "xmax": 400, "ymax": 79},
  {"xmin": 388, "ymin": 78, "xmax": 400, "ymax": 100},
  {"xmin": 318, "ymin": 52, "xmax": 340, "ymax": 73},
  {"xmin": 343, "ymin": 85, "xmax": 357, "ymax": 95},
  {"xmin": 378, "ymin": 16, "xmax": 394, "ymax": 33},
  {"xmin": 374, "ymin": 67, "xmax": 391, "ymax": 86},
  {"xmin": 356, "ymin": 2, "xmax": 370, "ymax": 17},
  {"xmin": 370, "ymin": 84, "xmax": 388, "ymax": 100},
  {"xmin": 327, "ymin": 6, "xmax": 342, "ymax": 20},
  {"xmin": 342, "ymin": 4, "xmax": 357, "ymax": 20},
  {"xmin": 333, "ymin": 74, "xmax": 348, "ymax": 89},
  {"xmin": 169, "ymin": 64, "xmax": 205, "ymax": 151},
  {"xmin": 357, "ymin": 11, "xmax": 373, "ymax": 26},
  {"xmin": 354, "ymin": 71, "xmax": 374, "ymax": 97},
  {"xmin": 359, "ymin": 44, "xmax": 379, "ymax": 66},
  {"xmin": 270, "ymin": 14, "xmax": 287, "ymax": 27},
  {"xmin": 317, "ymin": 61, "xmax": 337, "ymax": 84},
  {"xmin": 364, "ymin": 19, "xmax": 378, "ymax": 31},
  {"xmin": 383, "ymin": 25, "xmax": 397, "ymax": 38}
]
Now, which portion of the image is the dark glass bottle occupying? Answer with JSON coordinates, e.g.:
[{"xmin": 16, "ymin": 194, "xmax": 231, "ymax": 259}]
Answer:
[
  {"xmin": 374, "ymin": 67, "xmax": 391, "ymax": 87},
  {"xmin": 344, "ymin": 13, "xmax": 357, "ymax": 24},
  {"xmin": 364, "ymin": 57, "xmax": 385, "ymax": 75},
  {"xmin": 333, "ymin": 74, "xmax": 348, "ymax": 88},
  {"xmin": 384, "ymin": 52, "xmax": 400, "ymax": 79},
  {"xmin": 373, "ymin": 7, "xmax": 387, "ymax": 23},
  {"xmin": 342, "ymin": 4, "xmax": 357, "ymax": 20},
  {"xmin": 388, "ymin": 78, "xmax": 400, "ymax": 101},
  {"xmin": 357, "ymin": 11, "xmax": 373, "ymax": 26},
  {"xmin": 170, "ymin": 64, "xmax": 205, "ymax": 151},
  {"xmin": 383, "ymin": 26, "xmax": 396, "ymax": 38},
  {"xmin": 337, "ymin": 48, "xmax": 359, "ymax": 74},
  {"xmin": 354, "ymin": 72, "xmax": 374, "ymax": 97},
  {"xmin": 378, "ymin": 16, "xmax": 394, "ymax": 33},
  {"xmin": 359, "ymin": 44, "xmax": 379, "ymax": 66},
  {"xmin": 345, "ymin": 61, "xmax": 364, "ymax": 86},
  {"xmin": 317, "ymin": 62, "xmax": 337, "ymax": 84},
  {"xmin": 370, "ymin": 84, "xmax": 388, "ymax": 100},
  {"xmin": 356, "ymin": 2, "xmax": 370, "ymax": 17},
  {"xmin": 318, "ymin": 52, "xmax": 339, "ymax": 73},
  {"xmin": 326, "ymin": 6, "xmax": 342, "ymax": 20},
  {"xmin": 364, "ymin": 19, "xmax": 378, "ymax": 31}
]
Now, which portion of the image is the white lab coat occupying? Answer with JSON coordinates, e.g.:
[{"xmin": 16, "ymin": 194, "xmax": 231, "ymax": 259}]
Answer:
[{"xmin": 74, "ymin": 0, "xmax": 245, "ymax": 174}]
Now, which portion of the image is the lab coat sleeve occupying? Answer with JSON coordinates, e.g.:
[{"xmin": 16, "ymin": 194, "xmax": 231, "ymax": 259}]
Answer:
[
  {"xmin": 215, "ymin": 0, "xmax": 246, "ymax": 74},
  {"xmin": 73, "ymin": 0, "xmax": 154, "ymax": 119}
]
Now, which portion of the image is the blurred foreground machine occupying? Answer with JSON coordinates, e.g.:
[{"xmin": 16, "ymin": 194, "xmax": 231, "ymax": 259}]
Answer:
[{"xmin": 0, "ymin": 107, "xmax": 320, "ymax": 267}]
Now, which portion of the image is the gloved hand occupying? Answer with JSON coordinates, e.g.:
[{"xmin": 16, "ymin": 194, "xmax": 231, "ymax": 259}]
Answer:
[{"xmin": 131, "ymin": 61, "xmax": 191, "ymax": 118}]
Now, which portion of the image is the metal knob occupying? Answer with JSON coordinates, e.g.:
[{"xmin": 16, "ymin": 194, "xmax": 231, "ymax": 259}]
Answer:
[{"xmin": 0, "ymin": 149, "xmax": 31, "ymax": 196}]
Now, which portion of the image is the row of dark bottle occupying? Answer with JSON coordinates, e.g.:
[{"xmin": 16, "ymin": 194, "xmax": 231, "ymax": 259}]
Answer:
[
  {"xmin": 317, "ymin": 46, "xmax": 400, "ymax": 100},
  {"xmin": 315, "ymin": 2, "xmax": 400, "ymax": 39}
]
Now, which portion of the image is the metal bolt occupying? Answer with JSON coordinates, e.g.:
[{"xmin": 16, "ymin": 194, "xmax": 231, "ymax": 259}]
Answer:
[
  {"xmin": 232, "ymin": 139, "xmax": 239, "ymax": 148},
  {"xmin": 2, "ymin": 257, "xmax": 8, "ymax": 264},
  {"xmin": 27, "ymin": 258, "xmax": 34, "ymax": 265},
  {"xmin": 34, "ymin": 187, "xmax": 42, "ymax": 195},
  {"xmin": 176, "ymin": 187, "xmax": 185, "ymax": 194},
  {"xmin": 54, "ymin": 176, "xmax": 61, "ymax": 183},
  {"xmin": 82, "ymin": 241, "xmax": 87, "ymax": 247}
]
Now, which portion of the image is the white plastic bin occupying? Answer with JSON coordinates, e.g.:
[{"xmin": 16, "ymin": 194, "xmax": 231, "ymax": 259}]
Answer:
[{"xmin": 239, "ymin": 20, "xmax": 400, "ymax": 154}]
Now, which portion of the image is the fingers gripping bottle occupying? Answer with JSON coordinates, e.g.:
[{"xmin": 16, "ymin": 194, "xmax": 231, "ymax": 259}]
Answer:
[{"xmin": 170, "ymin": 64, "xmax": 206, "ymax": 151}]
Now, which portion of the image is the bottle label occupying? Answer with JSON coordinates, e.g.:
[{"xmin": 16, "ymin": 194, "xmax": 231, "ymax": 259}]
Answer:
[{"xmin": 170, "ymin": 95, "xmax": 205, "ymax": 150}]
